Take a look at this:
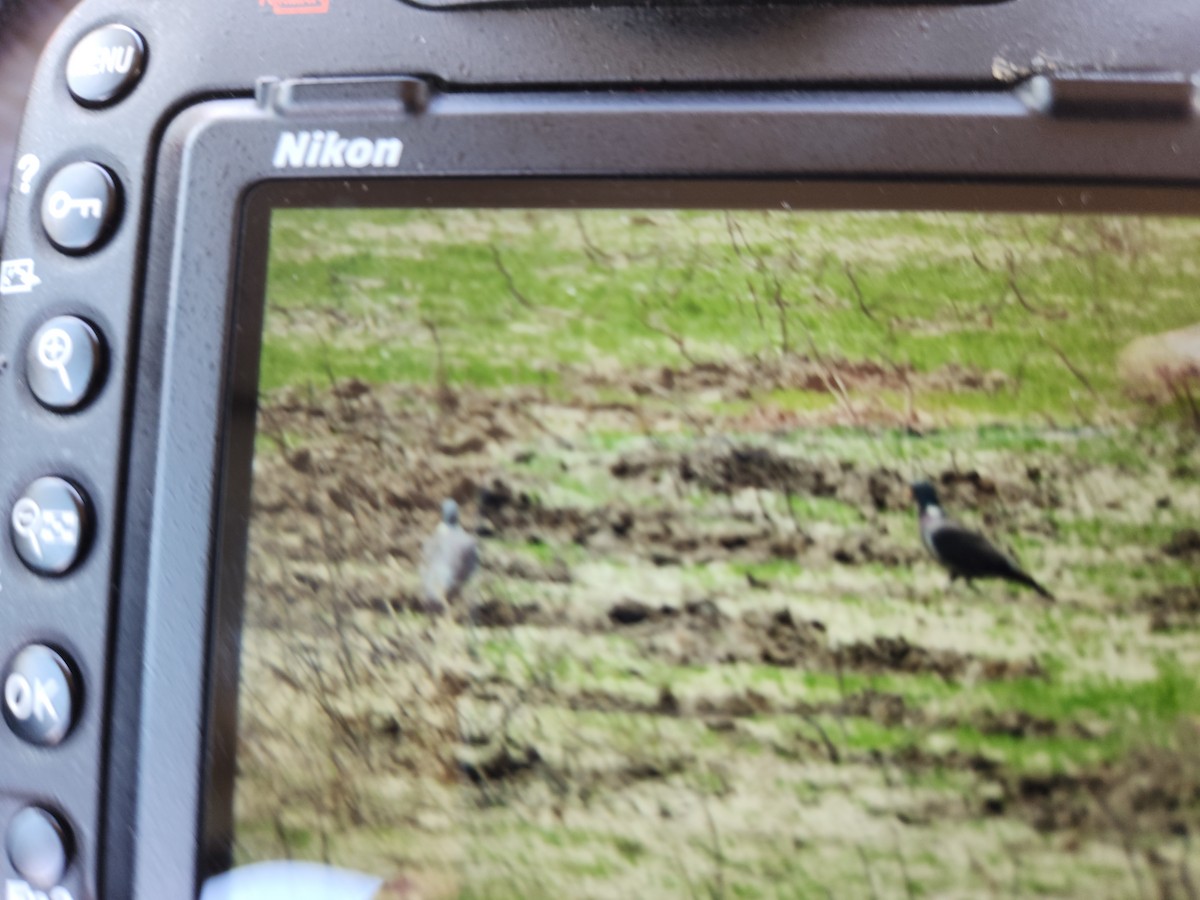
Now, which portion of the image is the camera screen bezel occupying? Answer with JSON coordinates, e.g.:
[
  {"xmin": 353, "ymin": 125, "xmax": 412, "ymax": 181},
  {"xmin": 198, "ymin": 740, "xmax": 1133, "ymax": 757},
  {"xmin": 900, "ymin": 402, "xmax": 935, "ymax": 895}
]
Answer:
[
  {"xmin": 102, "ymin": 91, "xmax": 1200, "ymax": 899},
  {"xmin": 3, "ymin": 1, "xmax": 1200, "ymax": 896}
]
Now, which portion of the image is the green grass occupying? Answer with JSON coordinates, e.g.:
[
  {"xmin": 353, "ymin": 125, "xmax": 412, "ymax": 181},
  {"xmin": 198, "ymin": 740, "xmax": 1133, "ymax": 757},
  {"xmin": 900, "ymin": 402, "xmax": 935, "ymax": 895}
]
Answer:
[
  {"xmin": 799, "ymin": 660, "xmax": 1200, "ymax": 774},
  {"xmin": 479, "ymin": 616, "xmax": 1200, "ymax": 774},
  {"xmin": 1055, "ymin": 517, "xmax": 1188, "ymax": 550},
  {"xmin": 714, "ymin": 389, "xmax": 840, "ymax": 416},
  {"xmin": 263, "ymin": 209, "xmax": 1200, "ymax": 423},
  {"xmin": 984, "ymin": 659, "xmax": 1200, "ymax": 727},
  {"xmin": 477, "ymin": 605, "xmax": 1200, "ymax": 766},
  {"xmin": 258, "ymin": 337, "xmax": 561, "ymax": 393},
  {"xmin": 730, "ymin": 559, "xmax": 809, "ymax": 581},
  {"xmin": 1077, "ymin": 559, "xmax": 1198, "ymax": 592},
  {"xmin": 613, "ymin": 836, "xmax": 648, "ymax": 863}
]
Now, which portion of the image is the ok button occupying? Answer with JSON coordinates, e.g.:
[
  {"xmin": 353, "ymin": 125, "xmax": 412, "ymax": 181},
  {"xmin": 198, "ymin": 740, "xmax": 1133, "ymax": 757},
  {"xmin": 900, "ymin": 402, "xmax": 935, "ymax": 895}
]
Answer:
[
  {"xmin": 40, "ymin": 162, "xmax": 121, "ymax": 255},
  {"xmin": 3, "ymin": 645, "xmax": 78, "ymax": 747}
]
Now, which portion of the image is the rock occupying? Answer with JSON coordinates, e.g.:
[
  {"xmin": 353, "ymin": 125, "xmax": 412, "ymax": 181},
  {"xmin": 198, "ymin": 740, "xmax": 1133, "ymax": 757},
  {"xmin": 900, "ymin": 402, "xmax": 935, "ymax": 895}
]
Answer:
[
  {"xmin": 435, "ymin": 432, "xmax": 486, "ymax": 456},
  {"xmin": 286, "ymin": 448, "xmax": 314, "ymax": 474},
  {"xmin": 609, "ymin": 599, "xmax": 653, "ymax": 625},
  {"xmin": 1164, "ymin": 528, "xmax": 1200, "ymax": 561},
  {"xmin": 332, "ymin": 377, "xmax": 371, "ymax": 399},
  {"xmin": 1118, "ymin": 324, "xmax": 1200, "ymax": 402}
]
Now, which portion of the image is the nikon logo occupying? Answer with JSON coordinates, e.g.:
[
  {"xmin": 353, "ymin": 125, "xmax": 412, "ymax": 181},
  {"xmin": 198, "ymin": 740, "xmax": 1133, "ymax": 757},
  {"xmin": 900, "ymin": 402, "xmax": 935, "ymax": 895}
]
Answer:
[{"xmin": 272, "ymin": 130, "xmax": 404, "ymax": 169}]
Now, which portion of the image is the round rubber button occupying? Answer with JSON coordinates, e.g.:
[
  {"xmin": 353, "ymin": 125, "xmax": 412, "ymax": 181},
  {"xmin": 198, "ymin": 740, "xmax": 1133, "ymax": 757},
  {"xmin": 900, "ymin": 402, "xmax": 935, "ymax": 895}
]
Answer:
[
  {"xmin": 2, "ymin": 645, "xmax": 78, "ymax": 748},
  {"xmin": 27, "ymin": 317, "xmax": 104, "ymax": 412},
  {"xmin": 10, "ymin": 477, "xmax": 91, "ymax": 576},
  {"xmin": 65, "ymin": 23, "xmax": 146, "ymax": 108},
  {"xmin": 40, "ymin": 162, "xmax": 121, "ymax": 255},
  {"xmin": 5, "ymin": 807, "xmax": 70, "ymax": 890}
]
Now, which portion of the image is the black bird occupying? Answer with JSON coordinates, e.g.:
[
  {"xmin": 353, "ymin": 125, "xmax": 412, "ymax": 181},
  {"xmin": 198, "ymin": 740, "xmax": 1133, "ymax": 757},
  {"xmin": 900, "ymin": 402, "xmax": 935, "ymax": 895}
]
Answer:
[{"xmin": 911, "ymin": 481, "xmax": 1053, "ymax": 600}]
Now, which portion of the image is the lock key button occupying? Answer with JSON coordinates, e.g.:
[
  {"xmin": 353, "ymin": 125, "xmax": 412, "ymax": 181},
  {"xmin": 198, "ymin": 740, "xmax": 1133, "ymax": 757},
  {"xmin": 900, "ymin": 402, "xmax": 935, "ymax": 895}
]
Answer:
[{"xmin": 40, "ymin": 162, "xmax": 121, "ymax": 255}]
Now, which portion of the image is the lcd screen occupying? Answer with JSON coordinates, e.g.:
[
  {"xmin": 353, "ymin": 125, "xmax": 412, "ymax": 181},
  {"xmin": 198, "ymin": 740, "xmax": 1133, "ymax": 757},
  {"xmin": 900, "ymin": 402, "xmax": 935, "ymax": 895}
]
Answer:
[{"xmin": 229, "ymin": 207, "xmax": 1200, "ymax": 898}]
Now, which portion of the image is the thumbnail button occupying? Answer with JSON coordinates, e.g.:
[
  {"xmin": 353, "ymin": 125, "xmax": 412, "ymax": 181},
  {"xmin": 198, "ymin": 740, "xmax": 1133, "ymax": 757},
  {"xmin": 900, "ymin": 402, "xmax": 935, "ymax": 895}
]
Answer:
[
  {"xmin": 27, "ymin": 317, "xmax": 104, "ymax": 412},
  {"xmin": 10, "ymin": 477, "xmax": 90, "ymax": 576},
  {"xmin": 3, "ymin": 645, "xmax": 78, "ymax": 748},
  {"xmin": 65, "ymin": 23, "xmax": 146, "ymax": 108},
  {"xmin": 5, "ymin": 806, "xmax": 70, "ymax": 890},
  {"xmin": 40, "ymin": 162, "xmax": 121, "ymax": 255}
]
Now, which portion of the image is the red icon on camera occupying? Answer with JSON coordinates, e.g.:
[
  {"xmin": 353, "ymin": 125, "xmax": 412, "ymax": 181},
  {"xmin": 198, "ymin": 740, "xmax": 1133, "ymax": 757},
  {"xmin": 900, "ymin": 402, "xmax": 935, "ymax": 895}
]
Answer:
[{"xmin": 260, "ymin": 0, "xmax": 330, "ymax": 14}]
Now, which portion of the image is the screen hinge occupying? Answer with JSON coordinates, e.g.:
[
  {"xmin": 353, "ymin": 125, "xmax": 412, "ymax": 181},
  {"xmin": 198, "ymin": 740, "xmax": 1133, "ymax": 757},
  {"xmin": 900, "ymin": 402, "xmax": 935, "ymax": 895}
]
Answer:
[
  {"xmin": 255, "ymin": 76, "xmax": 433, "ymax": 116},
  {"xmin": 1021, "ymin": 71, "xmax": 1197, "ymax": 119}
]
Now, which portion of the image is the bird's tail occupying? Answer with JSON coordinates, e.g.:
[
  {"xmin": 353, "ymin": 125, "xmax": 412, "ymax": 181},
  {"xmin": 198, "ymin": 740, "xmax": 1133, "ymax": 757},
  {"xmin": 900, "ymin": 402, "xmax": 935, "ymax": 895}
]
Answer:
[{"xmin": 1013, "ymin": 569, "xmax": 1055, "ymax": 601}]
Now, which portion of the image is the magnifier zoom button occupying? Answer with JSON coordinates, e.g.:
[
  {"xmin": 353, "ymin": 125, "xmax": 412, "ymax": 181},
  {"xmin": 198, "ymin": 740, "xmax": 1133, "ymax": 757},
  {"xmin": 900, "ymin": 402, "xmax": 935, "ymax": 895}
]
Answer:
[
  {"xmin": 26, "ymin": 316, "xmax": 103, "ymax": 412},
  {"xmin": 9, "ymin": 478, "xmax": 91, "ymax": 576}
]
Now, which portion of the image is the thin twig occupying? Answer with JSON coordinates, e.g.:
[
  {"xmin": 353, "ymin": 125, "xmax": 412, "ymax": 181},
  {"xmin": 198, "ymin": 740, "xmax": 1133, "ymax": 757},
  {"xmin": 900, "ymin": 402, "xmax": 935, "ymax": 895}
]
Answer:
[
  {"xmin": 844, "ymin": 263, "xmax": 877, "ymax": 324},
  {"xmin": 573, "ymin": 211, "xmax": 612, "ymax": 266},
  {"xmin": 639, "ymin": 310, "xmax": 699, "ymax": 365},
  {"xmin": 1086, "ymin": 783, "xmax": 1150, "ymax": 900},
  {"xmin": 1180, "ymin": 831, "xmax": 1199, "ymax": 900},
  {"xmin": 1005, "ymin": 251, "xmax": 1065, "ymax": 320},
  {"xmin": 856, "ymin": 845, "xmax": 882, "ymax": 900},
  {"xmin": 771, "ymin": 277, "xmax": 791, "ymax": 354},
  {"xmin": 1041, "ymin": 334, "xmax": 1099, "ymax": 398},
  {"xmin": 490, "ymin": 243, "xmax": 535, "ymax": 309}
]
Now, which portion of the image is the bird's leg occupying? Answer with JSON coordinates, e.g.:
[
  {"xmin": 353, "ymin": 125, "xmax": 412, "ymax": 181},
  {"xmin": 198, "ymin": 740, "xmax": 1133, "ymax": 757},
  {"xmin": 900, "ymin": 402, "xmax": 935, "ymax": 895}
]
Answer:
[
  {"xmin": 410, "ymin": 610, "xmax": 440, "ymax": 683},
  {"xmin": 466, "ymin": 593, "xmax": 480, "ymax": 662},
  {"xmin": 422, "ymin": 593, "xmax": 452, "ymax": 678}
]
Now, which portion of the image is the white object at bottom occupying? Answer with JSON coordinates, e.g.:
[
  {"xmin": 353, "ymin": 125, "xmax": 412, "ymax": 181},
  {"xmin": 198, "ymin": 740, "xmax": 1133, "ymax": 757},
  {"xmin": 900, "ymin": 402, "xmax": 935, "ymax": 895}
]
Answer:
[{"xmin": 200, "ymin": 861, "xmax": 383, "ymax": 900}]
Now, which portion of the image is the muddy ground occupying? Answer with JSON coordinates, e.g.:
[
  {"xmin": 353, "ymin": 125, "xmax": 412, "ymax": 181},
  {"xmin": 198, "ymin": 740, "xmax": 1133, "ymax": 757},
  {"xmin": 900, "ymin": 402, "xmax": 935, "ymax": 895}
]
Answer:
[{"xmin": 233, "ymin": 352, "xmax": 1200, "ymax": 899}]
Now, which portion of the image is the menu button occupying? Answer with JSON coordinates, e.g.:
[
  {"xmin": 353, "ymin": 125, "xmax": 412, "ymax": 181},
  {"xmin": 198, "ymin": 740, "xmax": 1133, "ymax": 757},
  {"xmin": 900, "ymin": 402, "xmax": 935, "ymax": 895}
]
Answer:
[{"xmin": 65, "ymin": 24, "xmax": 146, "ymax": 108}]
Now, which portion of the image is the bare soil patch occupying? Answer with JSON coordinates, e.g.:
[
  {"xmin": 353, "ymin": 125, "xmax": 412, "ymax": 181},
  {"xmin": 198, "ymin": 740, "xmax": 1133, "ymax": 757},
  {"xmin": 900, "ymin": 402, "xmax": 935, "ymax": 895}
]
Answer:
[{"xmin": 237, "ymin": 369, "xmax": 1200, "ymax": 897}]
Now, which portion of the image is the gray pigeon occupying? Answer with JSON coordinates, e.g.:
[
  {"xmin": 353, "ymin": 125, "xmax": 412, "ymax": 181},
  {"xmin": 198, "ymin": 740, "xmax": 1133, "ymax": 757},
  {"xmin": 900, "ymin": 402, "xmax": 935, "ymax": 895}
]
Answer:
[
  {"xmin": 911, "ymin": 481, "xmax": 1053, "ymax": 600},
  {"xmin": 420, "ymin": 499, "xmax": 480, "ymax": 613}
]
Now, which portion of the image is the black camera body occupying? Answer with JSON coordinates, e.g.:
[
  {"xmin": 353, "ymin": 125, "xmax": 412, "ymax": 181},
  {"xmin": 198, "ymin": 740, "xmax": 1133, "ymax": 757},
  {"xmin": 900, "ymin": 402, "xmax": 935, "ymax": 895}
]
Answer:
[{"xmin": 2, "ymin": 1, "xmax": 1199, "ymax": 898}]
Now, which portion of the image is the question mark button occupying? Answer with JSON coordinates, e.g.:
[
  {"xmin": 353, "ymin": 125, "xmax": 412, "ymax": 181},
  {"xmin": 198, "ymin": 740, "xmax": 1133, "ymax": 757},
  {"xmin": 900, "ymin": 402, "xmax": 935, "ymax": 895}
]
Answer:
[{"xmin": 16, "ymin": 154, "xmax": 40, "ymax": 195}]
